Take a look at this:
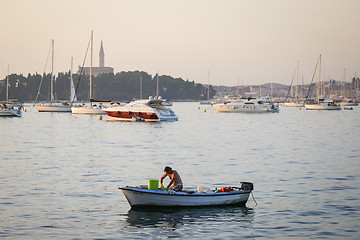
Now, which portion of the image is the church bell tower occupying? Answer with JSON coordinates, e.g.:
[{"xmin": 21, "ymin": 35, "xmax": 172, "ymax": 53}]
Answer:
[{"xmin": 99, "ymin": 40, "xmax": 105, "ymax": 67}]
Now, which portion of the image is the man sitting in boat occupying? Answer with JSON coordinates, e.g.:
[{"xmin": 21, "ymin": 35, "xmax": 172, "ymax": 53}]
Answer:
[{"xmin": 160, "ymin": 166, "xmax": 183, "ymax": 191}]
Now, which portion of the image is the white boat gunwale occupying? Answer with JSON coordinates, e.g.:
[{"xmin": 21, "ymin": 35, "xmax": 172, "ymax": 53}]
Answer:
[{"xmin": 119, "ymin": 186, "xmax": 251, "ymax": 197}]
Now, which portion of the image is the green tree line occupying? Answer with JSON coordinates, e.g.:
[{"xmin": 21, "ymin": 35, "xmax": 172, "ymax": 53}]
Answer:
[{"xmin": 0, "ymin": 71, "xmax": 215, "ymax": 102}]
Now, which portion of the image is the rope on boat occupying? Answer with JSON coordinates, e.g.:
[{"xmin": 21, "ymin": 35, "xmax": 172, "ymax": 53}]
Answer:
[{"xmin": 251, "ymin": 191, "xmax": 257, "ymax": 206}]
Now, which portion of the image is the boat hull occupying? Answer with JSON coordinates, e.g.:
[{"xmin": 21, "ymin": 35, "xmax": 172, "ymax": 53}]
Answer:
[
  {"xmin": 305, "ymin": 104, "xmax": 341, "ymax": 110},
  {"xmin": 105, "ymin": 107, "xmax": 178, "ymax": 121},
  {"xmin": 105, "ymin": 110, "xmax": 178, "ymax": 122},
  {"xmin": 285, "ymin": 102, "xmax": 304, "ymax": 107},
  {"xmin": 35, "ymin": 104, "xmax": 71, "ymax": 112},
  {"xmin": 340, "ymin": 102, "xmax": 358, "ymax": 106},
  {"xmin": 120, "ymin": 187, "xmax": 251, "ymax": 208},
  {"xmin": 71, "ymin": 106, "xmax": 106, "ymax": 115},
  {"xmin": 0, "ymin": 108, "xmax": 22, "ymax": 117},
  {"xmin": 213, "ymin": 103, "xmax": 279, "ymax": 113}
]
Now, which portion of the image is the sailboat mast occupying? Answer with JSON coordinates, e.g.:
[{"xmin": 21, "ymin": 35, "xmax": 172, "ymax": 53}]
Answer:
[
  {"xmin": 207, "ymin": 71, "xmax": 210, "ymax": 101},
  {"xmin": 70, "ymin": 57, "xmax": 73, "ymax": 102},
  {"xmin": 260, "ymin": 81, "xmax": 262, "ymax": 97},
  {"xmin": 156, "ymin": 71, "xmax": 159, "ymax": 98},
  {"xmin": 6, "ymin": 64, "xmax": 9, "ymax": 102},
  {"xmin": 343, "ymin": 68, "xmax": 346, "ymax": 98},
  {"xmin": 50, "ymin": 39, "xmax": 54, "ymax": 102},
  {"xmin": 140, "ymin": 75, "xmax": 143, "ymax": 99},
  {"xmin": 90, "ymin": 31, "xmax": 93, "ymax": 104},
  {"xmin": 317, "ymin": 54, "xmax": 321, "ymax": 103},
  {"xmin": 296, "ymin": 60, "xmax": 299, "ymax": 100}
]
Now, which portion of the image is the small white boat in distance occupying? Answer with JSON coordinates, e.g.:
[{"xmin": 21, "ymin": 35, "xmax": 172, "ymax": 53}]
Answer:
[
  {"xmin": 0, "ymin": 103, "xmax": 22, "ymax": 117},
  {"xmin": 35, "ymin": 102, "xmax": 71, "ymax": 112},
  {"xmin": 305, "ymin": 100, "xmax": 341, "ymax": 110},
  {"xmin": 161, "ymin": 99, "xmax": 173, "ymax": 106},
  {"xmin": 213, "ymin": 98, "xmax": 279, "ymax": 113},
  {"xmin": 120, "ymin": 182, "xmax": 253, "ymax": 208},
  {"xmin": 104, "ymin": 97, "xmax": 178, "ymax": 122},
  {"xmin": 71, "ymin": 31, "xmax": 107, "ymax": 115},
  {"xmin": 285, "ymin": 101, "xmax": 304, "ymax": 107},
  {"xmin": 199, "ymin": 100, "xmax": 212, "ymax": 105},
  {"xmin": 34, "ymin": 40, "xmax": 72, "ymax": 113},
  {"xmin": 339, "ymin": 100, "xmax": 358, "ymax": 107},
  {"xmin": 1, "ymin": 67, "xmax": 23, "ymax": 117},
  {"xmin": 71, "ymin": 100, "xmax": 110, "ymax": 115},
  {"xmin": 71, "ymin": 105, "xmax": 106, "ymax": 114},
  {"xmin": 305, "ymin": 55, "xmax": 341, "ymax": 111}
]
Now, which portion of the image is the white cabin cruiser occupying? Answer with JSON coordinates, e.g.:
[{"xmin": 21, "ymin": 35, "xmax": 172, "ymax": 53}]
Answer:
[
  {"xmin": 104, "ymin": 97, "xmax": 178, "ymax": 122},
  {"xmin": 213, "ymin": 98, "xmax": 279, "ymax": 113}
]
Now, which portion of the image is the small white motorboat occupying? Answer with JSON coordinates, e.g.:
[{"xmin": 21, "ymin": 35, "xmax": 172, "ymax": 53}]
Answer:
[
  {"xmin": 305, "ymin": 100, "xmax": 342, "ymax": 110},
  {"xmin": 213, "ymin": 98, "xmax": 279, "ymax": 113},
  {"xmin": 120, "ymin": 182, "xmax": 253, "ymax": 208},
  {"xmin": 0, "ymin": 103, "xmax": 22, "ymax": 117},
  {"xmin": 284, "ymin": 101, "xmax": 304, "ymax": 107}
]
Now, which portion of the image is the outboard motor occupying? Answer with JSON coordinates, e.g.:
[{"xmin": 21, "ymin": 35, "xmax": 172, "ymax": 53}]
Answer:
[{"xmin": 240, "ymin": 182, "xmax": 254, "ymax": 190}]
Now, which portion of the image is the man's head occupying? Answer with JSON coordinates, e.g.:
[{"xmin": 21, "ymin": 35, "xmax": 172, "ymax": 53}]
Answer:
[{"xmin": 164, "ymin": 166, "xmax": 172, "ymax": 173}]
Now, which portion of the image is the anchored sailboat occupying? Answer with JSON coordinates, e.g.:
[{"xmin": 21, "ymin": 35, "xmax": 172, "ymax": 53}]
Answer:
[
  {"xmin": 69, "ymin": 57, "xmax": 77, "ymax": 103},
  {"xmin": 34, "ymin": 40, "xmax": 72, "ymax": 112},
  {"xmin": 305, "ymin": 54, "xmax": 341, "ymax": 110},
  {"xmin": 199, "ymin": 71, "xmax": 212, "ymax": 105},
  {"xmin": 0, "ymin": 65, "xmax": 22, "ymax": 117},
  {"xmin": 71, "ymin": 31, "xmax": 108, "ymax": 114},
  {"xmin": 285, "ymin": 60, "xmax": 304, "ymax": 107}
]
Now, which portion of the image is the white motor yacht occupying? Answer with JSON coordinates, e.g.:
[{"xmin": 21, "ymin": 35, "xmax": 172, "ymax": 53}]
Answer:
[
  {"xmin": 104, "ymin": 97, "xmax": 178, "ymax": 122},
  {"xmin": 213, "ymin": 98, "xmax": 279, "ymax": 113}
]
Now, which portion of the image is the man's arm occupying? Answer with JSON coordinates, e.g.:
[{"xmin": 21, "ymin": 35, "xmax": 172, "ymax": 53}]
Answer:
[
  {"xmin": 167, "ymin": 178, "xmax": 174, "ymax": 188},
  {"xmin": 160, "ymin": 173, "xmax": 167, "ymax": 185}
]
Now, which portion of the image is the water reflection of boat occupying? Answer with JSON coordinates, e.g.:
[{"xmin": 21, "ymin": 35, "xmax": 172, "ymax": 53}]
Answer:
[{"xmin": 124, "ymin": 205, "xmax": 254, "ymax": 229}]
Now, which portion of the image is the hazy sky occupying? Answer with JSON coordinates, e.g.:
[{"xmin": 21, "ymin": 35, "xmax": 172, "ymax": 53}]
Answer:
[{"xmin": 1, "ymin": 0, "xmax": 359, "ymax": 86}]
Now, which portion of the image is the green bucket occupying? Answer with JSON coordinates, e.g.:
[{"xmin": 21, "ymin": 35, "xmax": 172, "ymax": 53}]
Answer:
[{"xmin": 148, "ymin": 179, "xmax": 159, "ymax": 190}]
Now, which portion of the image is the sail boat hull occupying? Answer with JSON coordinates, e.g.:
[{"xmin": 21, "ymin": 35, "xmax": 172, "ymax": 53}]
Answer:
[
  {"xmin": 285, "ymin": 102, "xmax": 304, "ymax": 107},
  {"xmin": 35, "ymin": 104, "xmax": 71, "ymax": 112},
  {"xmin": 71, "ymin": 106, "xmax": 106, "ymax": 114},
  {"xmin": 304, "ymin": 103, "xmax": 341, "ymax": 110}
]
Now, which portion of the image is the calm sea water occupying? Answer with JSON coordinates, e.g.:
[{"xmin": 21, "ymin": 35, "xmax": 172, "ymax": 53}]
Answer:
[{"xmin": 1, "ymin": 102, "xmax": 359, "ymax": 239}]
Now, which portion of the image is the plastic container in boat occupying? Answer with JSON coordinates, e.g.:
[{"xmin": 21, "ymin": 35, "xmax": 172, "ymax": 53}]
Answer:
[{"xmin": 148, "ymin": 179, "xmax": 159, "ymax": 190}]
